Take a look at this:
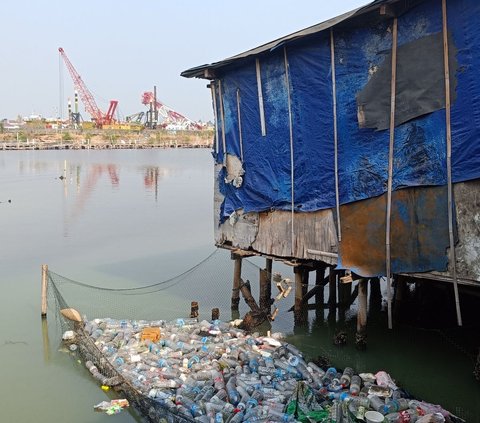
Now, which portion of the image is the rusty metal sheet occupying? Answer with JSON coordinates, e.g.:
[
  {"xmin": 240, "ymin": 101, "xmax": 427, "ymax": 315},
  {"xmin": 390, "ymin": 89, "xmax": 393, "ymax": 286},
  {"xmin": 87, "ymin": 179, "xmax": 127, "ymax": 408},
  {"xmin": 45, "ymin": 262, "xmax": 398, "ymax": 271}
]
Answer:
[{"xmin": 339, "ymin": 185, "xmax": 449, "ymax": 277}]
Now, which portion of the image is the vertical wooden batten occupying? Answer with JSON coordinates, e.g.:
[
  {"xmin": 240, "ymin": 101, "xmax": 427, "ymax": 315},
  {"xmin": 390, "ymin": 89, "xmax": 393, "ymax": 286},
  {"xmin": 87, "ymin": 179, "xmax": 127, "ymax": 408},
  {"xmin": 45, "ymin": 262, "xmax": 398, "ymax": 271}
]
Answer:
[
  {"xmin": 236, "ymin": 89, "xmax": 244, "ymax": 161},
  {"xmin": 330, "ymin": 29, "xmax": 342, "ymax": 243},
  {"xmin": 255, "ymin": 59, "xmax": 267, "ymax": 136},
  {"xmin": 211, "ymin": 83, "xmax": 220, "ymax": 155},
  {"xmin": 284, "ymin": 46, "xmax": 295, "ymax": 256},
  {"xmin": 385, "ymin": 17, "xmax": 398, "ymax": 330},
  {"xmin": 442, "ymin": 0, "xmax": 462, "ymax": 326},
  {"xmin": 218, "ymin": 80, "xmax": 227, "ymax": 165}
]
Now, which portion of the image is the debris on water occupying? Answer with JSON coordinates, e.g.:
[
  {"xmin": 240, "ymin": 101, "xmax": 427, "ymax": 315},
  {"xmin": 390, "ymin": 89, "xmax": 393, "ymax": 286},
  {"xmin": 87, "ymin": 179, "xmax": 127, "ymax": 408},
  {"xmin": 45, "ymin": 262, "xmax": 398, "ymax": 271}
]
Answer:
[
  {"xmin": 333, "ymin": 330, "xmax": 347, "ymax": 346},
  {"xmin": 94, "ymin": 399, "xmax": 129, "ymax": 415},
  {"xmin": 70, "ymin": 318, "xmax": 462, "ymax": 423}
]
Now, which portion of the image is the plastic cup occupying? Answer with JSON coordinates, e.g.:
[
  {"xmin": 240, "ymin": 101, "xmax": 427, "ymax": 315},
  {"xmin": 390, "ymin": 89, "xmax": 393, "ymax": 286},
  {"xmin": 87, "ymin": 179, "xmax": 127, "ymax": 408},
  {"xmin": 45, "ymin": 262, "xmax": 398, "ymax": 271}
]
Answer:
[{"xmin": 365, "ymin": 410, "xmax": 385, "ymax": 423}]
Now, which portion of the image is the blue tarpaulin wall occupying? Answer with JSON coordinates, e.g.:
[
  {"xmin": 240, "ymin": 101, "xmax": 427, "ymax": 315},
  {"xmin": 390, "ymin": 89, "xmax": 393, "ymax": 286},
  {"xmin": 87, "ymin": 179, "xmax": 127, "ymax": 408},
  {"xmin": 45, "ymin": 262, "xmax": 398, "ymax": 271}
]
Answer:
[{"xmin": 213, "ymin": 0, "xmax": 480, "ymax": 273}]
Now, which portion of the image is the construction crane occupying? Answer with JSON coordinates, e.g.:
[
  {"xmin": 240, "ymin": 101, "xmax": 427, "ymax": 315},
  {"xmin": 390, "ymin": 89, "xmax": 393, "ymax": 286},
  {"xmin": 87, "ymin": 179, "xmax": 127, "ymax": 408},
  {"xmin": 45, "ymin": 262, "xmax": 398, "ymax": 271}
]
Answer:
[
  {"xmin": 58, "ymin": 47, "xmax": 118, "ymax": 127},
  {"xmin": 142, "ymin": 89, "xmax": 202, "ymax": 130}
]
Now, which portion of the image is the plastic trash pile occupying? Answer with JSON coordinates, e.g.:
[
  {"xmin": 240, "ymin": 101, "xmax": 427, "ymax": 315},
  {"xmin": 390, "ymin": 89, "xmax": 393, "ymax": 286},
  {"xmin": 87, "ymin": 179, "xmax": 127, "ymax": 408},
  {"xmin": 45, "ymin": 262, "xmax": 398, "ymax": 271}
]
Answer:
[
  {"xmin": 94, "ymin": 399, "xmax": 129, "ymax": 415},
  {"xmin": 68, "ymin": 317, "xmax": 458, "ymax": 423}
]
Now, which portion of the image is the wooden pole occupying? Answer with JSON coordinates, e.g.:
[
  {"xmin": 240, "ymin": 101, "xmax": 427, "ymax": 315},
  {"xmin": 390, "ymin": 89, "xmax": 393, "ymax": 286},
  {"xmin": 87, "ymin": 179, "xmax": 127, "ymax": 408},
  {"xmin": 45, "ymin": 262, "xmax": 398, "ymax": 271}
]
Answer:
[
  {"xmin": 190, "ymin": 301, "xmax": 199, "ymax": 318},
  {"xmin": 385, "ymin": 17, "xmax": 398, "ymax": 330},
  {"xmin": 356, "ymin": 278, "xmax": 368, "ymax": 349},
  {"xmin": 294, "ymin": 267, "xmax": 308, "ymax": 324},
  {"xmin": 259, "ymin": 258, "xmax": 273, "ymax": 314},
  {"xmin": 328, "ymin": 267, "xmax": 337, "ymax": 307},
  {"xmin": 231, "ymin": 254, "xmax": 242, "ymax": 310},
  {"xmin": 210, "ymin": 83, "xmax": 219, "ymax": 154},
  {"xmin": 218, "ymin": 80, "xmax": 227, "ymax": 165},
  {"xmin": 41, "ymin": 316, "xmax": 50, "ymax": 362},
  {"xmin": 284, "ymin": 46, "xmax": 295, "ymax": 257},
  {"xmin": 442, "ymin": 0, "xmax": 462, "ymax": 327},
  {"xmin": 211, "ymin": 308, "xmax": 220, "ymax": 321},
  {"xmin": 315, "ymin": 265, "xmax": 326, "ymax": 306},
  {"xmin": 330, "ymin": 29, "xmax": 342, "ymax": 242},
  {"xmin": 41, "ymin": 264, "xmax": 48, "ymax": 317},
  {"xmin": 236, "ymin": 89, "xmax": 244, "ymax": 161}
]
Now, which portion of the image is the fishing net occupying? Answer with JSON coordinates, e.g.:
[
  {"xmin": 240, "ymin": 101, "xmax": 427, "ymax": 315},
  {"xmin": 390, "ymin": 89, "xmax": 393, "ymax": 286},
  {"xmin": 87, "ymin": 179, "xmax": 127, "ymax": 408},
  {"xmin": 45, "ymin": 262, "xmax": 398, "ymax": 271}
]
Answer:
[{"xmin": 47, "ymin": 248, "xmax": 301, "ymax": 422}]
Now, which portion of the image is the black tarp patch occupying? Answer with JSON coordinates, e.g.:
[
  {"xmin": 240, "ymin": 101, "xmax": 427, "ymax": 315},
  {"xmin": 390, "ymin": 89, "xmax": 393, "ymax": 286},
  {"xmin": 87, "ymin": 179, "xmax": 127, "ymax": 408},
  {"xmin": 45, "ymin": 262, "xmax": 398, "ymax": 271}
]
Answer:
[{"xmin": 356, "ymin": 32, "xmax": 457, "ymax": 131}]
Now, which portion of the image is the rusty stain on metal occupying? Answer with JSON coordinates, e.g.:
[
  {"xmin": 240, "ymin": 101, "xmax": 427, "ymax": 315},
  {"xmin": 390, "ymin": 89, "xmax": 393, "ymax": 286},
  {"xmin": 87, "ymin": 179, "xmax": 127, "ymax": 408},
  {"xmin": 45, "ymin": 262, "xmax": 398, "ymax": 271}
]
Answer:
[{"xmin": 340, "ymin": 186, "xmax": 449, "ymax": 277}]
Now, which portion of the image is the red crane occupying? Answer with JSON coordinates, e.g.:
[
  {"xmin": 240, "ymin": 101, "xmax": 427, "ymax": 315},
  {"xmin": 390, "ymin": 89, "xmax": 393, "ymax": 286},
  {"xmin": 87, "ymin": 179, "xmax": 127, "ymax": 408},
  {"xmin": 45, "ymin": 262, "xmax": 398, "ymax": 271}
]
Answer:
[
  {"xmin": 58, "ymin": 47, "xmax": 118, "ymax": 126},
  {"xmin": 141, "ymin": 91, "xmax": 202, "ymax": 130}
]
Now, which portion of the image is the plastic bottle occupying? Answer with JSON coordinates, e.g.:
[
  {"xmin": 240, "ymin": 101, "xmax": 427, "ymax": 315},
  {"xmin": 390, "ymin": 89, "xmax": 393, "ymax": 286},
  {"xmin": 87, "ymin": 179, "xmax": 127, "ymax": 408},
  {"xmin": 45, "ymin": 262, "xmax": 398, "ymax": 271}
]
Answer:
[
  {"xmin": 349, "ymin": 375, "xmax": 361, "ymax": 395},
  {"xmin": 178, "ymin": 396, "xmax": 204, "ymax": 417},
  {"xmin": 322, "ymin": 367, "xmax": 337, "ymax": 386},
  {"xmin": 246, "ymin": 390, "xmax": 264, "ymax": 409},
  {"xmin": 227, "ymin": 377, "xmax": 240, "ymax": 406},
  {"xmin": 228, "ymin": 410, "xmax": 245, "ymax": 423},
  {"xmin": 268, "ymin": 408, "xmax": 295, "ymax": 422},
  {"xmin": 340, "ymin": 367, "xmax": 354, "ymax": 388},
  {"xmin": 368, "ymin": 395, "xmax": 386, "ymax": 414},
  {"xmin": 383, "ymin": 398, "xmax": 409, "ymax": 414}
]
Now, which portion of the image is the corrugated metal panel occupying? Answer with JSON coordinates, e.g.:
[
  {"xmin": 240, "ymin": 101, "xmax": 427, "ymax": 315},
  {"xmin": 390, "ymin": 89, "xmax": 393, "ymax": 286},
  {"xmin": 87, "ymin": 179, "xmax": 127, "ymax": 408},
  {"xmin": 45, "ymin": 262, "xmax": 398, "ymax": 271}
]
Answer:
[
  {"xmin": 181, "ymin": 0, "xmax": 410, "ymax": 79},
  {"xmin": 339, "ymin": 185, "xmax": 450, "ymax": 277}
]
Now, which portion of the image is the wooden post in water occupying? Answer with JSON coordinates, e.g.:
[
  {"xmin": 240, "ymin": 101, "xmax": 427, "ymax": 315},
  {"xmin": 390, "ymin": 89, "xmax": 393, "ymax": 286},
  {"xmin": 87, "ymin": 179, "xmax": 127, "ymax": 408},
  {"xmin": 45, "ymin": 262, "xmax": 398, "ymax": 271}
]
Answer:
[
  {"xmin": 41, "ymin": 316, "xmax": 50, "ymax": 362},
  {"xmin": 190, "ymin": 301, "xmax": 199, "ymax": 318},
  {"xmin": 328, "ymin": 267, "xmax": 337, "ymax": 307},
  {"xmin": 211, "ymin": 308, "xmax": 220, "ymax": 321},
  {"xmin": 259, "ymin": 269, "xmax": 269, "ymax": 314},
  {"xmin": 294, "ymin": 266, "xmax": 308, "ymax": 325},
  {"xmin": 41, "ymin": 264, "xmax": 48, "ymax": 318},
  {"xmin": 231, "ymin": 253, "xmax": 242, "ymax": 310},
  {"xmin": 315, "ymin": 265, "xmax": 326, "ymax": 306},
  {"xmin": 356, "ymin": 278, "xmax": 368, "ymax": 349}
]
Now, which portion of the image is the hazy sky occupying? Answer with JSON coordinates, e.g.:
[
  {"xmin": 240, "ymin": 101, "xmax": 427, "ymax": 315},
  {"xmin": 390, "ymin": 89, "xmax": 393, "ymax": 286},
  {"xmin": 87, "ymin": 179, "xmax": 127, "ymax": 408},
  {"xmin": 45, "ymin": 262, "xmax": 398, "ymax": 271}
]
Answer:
[{"xmin": 0, "ymin": 1, "xmax": 367, "ymax": 122}]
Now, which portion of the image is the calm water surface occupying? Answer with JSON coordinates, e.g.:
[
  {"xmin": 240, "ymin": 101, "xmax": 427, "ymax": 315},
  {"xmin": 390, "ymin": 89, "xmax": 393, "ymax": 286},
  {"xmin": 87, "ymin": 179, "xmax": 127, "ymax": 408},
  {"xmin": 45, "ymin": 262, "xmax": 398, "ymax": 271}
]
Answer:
[{"xmin": 0, "ymin": 149, "xmax": 478, "ymax": 422}]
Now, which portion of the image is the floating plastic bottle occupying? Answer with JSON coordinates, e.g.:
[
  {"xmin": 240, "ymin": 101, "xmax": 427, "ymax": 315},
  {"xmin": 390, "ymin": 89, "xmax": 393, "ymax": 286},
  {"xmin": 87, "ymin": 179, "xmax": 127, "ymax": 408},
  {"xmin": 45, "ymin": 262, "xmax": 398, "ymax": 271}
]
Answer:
[
  {"xmin": 349, "ymin": 375, "xmax": 362, "ymax": 396},
  {"xmin": 340, "ymin": 367, "xmax": 354, "ymax": 388}
]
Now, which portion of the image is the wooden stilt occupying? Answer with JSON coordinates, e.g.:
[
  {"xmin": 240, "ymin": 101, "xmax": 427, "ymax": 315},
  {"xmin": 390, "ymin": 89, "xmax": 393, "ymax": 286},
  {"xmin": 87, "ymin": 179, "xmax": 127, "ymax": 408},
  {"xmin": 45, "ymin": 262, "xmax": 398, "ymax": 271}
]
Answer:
[
  {"xmin": 394, "ymin": 276, "xmax": 407, "ymax": 320},
  {"xmin": 211, "ymin": 308, "xmax": 220, "ymax": 321},
  {"xmin": 231, "ymin": 253, "xmax": 242, "ymax": 310},
  {"xmin": 41, "ymin": 264, "xmax": 48, "ymax": 317},
  {"xmin": 239, "ymin": 279, "xmax": 261, "ymax": 314},
  {"xmin": 190, "ymin": 301, "xmax": 199, "ymax": 318},
  {"xmin": 369, "ymin": 277, "xmax": 382, "ymax": 314},
  {"xmin": 328, "ymin": 267, "xmax": 337, "ymax": 307},
  {"xmin": 259, "ymin": 258, "xmax": 272, "ymax": 314},
  {"xmin": 356, "ymin": 278, "xmax": 368, "ymax": 350},
  {"xmin": 294, "ymin": 267, "xmax": 308, "ymax": 325},
  {"xmin": 315, "ymin": 265, "xmax": 326, "ymax": 306}
]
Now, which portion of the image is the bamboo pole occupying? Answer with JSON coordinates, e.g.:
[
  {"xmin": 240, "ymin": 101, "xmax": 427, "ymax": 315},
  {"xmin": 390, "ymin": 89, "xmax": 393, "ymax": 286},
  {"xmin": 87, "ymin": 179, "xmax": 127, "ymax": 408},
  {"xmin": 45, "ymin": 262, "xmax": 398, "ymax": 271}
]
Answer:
[
  {"xmin": 442, "ymin": 0, "xmax": 462, "ymax": 327},
  {"xmin": 385, "ymin": 18, "xmax": 398, "ymax": 330},
  {"xmin": 41, "ymin": 264, "xmax": 48, "ymax": 317},
  {"xmin": 330, "ymin": 29, "xmax": 342, "ymax": 242},
  {"xmin": 284, "ymin": 46, "xmax": 295, "ymax": 257}
]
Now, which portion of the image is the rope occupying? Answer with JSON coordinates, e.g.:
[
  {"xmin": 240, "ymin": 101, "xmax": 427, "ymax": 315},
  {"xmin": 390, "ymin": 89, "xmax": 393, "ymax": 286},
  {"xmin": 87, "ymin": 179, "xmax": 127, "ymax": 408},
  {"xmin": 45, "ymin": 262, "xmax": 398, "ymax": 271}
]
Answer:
[{"xmin": 48, "ymin": 249, "xmax": 218, "ymax": 292}]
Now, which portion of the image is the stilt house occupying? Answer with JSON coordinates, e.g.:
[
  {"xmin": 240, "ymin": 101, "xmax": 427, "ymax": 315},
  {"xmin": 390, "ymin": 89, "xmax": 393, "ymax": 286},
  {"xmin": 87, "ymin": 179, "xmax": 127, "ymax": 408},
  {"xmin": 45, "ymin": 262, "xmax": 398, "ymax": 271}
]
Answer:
[{"xmin": 182, "ymin": 0, "xmax": 480, "ymax": 325}]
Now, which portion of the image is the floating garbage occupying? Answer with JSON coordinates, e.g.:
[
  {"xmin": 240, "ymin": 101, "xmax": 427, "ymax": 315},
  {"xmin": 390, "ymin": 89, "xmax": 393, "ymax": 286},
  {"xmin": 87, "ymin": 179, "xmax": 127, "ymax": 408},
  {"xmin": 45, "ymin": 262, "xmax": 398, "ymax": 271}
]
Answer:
[
  {"xmin": 65, "ymin": 317, "xmax": 462, "ymax": 423},
  {"xmin": 94, "ymin": 398, "xmax": 129, "ymax": 415}
]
